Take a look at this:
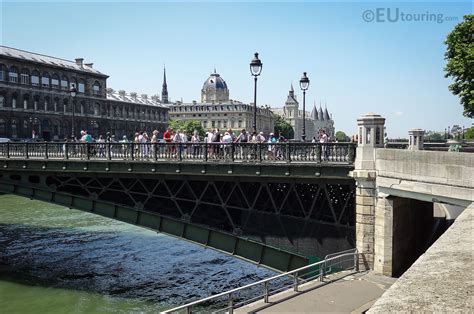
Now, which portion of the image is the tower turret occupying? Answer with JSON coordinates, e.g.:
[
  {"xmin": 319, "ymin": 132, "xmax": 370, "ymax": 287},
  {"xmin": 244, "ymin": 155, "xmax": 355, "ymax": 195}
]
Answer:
[{"xmin": 161, "ymin": 67, "xmax": 169, "ymax": 104}]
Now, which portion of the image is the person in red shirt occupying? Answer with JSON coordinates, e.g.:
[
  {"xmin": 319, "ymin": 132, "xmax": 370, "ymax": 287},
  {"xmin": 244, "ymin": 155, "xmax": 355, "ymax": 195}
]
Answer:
[{"xmin": 163, "ymin": 128, "xmax": 172, "ymax": 143}]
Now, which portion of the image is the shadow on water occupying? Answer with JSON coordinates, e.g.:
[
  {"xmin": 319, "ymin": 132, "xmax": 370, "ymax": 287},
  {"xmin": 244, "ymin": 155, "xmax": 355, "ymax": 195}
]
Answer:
[{"xmin": 0, "ymin": 222, "xmax": 277, "ymax": 309}]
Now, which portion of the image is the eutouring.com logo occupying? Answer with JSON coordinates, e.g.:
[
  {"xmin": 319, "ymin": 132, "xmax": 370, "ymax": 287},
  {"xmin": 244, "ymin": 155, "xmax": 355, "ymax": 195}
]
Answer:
[{"xmin": 362, "ymin": 8, "xmax": 459, "ymax": 23}]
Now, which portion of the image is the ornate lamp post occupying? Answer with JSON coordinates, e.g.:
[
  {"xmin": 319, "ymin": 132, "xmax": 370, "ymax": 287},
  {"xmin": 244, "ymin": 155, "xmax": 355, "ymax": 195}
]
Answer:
[
  {"xmin": 70, "ymin": 83, "xmax": 77, "ymax": 139},
  {"xmin": 29, "ymin": 117, "xmax": 39, "ymax": 139},
  {"xmin": 250, "ymin": 52, "xmax": 262, "ymax": 134},
  {"xmin": 299, "ymin": 72, "xmax": 310, "ymax": 141}
]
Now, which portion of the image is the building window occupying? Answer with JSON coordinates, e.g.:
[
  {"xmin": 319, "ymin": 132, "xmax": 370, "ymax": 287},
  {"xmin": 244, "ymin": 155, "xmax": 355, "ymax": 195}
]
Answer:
[
  {"xmin": 93, "ymin": 81, "xmax": 100, "ymax": 96},
  {"xmin": 30, "ymin": 71, "xmax": 39, "ymax": 86},
  {"xmin": 0, "ymin": 119, "xmax": 5, "ymax": 134},
  {"xmin": 78, "ymin": 79, "xmax": 85, "ymax": 93},
  {"xmin": 70, "ymin": 78, "xmax": 77, "ymax": 91},
  {"xmin": 0, "ymin": 65, "xmax": 5, "ymax": 81},
  {"xmin": 20, "ymin": 69, "xmax": 29, "ymax": 85},
  {"xmin": 9, "ymin": 67, "xmax": 18, "ymax": 83},
  {"xmin": 41, "ymin": 72, "xmax": 50, "ymax": 88},
  {"xmin": 61, "ymin": 76, "xmax": 69, "ymax": 90},
  {"xmin": 51, "ymin": 74, "xmax": 59, "ymax": 89}
]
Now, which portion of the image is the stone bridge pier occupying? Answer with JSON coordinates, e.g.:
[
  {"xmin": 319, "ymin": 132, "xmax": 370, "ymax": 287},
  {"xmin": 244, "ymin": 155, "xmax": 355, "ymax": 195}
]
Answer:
[{"xmin": 351, "ymin": 113, "xmax": 473, "ymax": 277}]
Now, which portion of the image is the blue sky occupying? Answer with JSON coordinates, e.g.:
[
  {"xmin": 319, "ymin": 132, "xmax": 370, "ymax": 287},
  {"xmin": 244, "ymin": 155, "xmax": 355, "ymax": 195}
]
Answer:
[{"xmin": 2, "ymin": 1, "xmax": 472, "ymax": 137}]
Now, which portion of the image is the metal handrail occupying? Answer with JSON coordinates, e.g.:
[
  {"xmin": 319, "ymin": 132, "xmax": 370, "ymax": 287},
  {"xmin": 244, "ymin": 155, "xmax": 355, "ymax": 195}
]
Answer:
[
  {"xmin": 161, "ymin": 248, "xmax": 359, "ymax": 314},
  {"xmin": 0, "ymin": 142, "xmax": 357, "ymax": 164}
]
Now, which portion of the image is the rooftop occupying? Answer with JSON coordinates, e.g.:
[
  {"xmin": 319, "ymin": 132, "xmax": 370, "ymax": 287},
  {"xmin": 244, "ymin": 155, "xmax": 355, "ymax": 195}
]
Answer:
[{"xmin": 0, "ymin": 45, "xmax": 108, "ymax": 77}]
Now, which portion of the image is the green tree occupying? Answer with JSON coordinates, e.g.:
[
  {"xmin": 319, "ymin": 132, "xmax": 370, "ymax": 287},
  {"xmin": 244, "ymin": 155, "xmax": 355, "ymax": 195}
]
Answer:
[
  {"xmin": 335, "ymin": 131, "xmax": 349, "ymax": 142},
  {"xmin": 273, "ymin": 114, "xmax": 294, "ymax": 139},
  {"xmin": 464, "ymin": 127, "xmax": 474, "ymax": 139},
  {"xmin": 429, "ymin": 132, "xmax": 445, "ymax": 141},
  {"xmin": 444, "ymin": 15, "xmax": 474, "ymax": 118},
  {"xmin": 168, "ymin": 120, "xmax": 206, "ymax": 137}
]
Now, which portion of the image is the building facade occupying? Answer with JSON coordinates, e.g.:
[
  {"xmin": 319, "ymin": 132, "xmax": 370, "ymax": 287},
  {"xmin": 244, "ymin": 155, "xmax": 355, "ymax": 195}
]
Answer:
[
  {"xmin": 274, "ymin": 85, "xmax": 335, "ymax": 140},
  {"xmin": 0, "ymin": 46, "xmax": 168, "ymax": 140},
  {"xmin": 169, "ymin": 71, "xmax": 274, "ymax": 134}
]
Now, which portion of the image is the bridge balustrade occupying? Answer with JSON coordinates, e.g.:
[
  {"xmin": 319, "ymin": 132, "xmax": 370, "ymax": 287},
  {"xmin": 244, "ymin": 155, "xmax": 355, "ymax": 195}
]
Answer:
[{"xmin": 0, "ymin": 142, "xmax": 356, "ymax": 164}]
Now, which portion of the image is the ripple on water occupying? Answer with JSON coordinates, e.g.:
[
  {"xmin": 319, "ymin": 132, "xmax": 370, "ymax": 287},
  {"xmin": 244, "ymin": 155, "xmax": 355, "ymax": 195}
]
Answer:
[{"xmin": 0, "ymin": 195, "xmax": 278, "ymax": 312}]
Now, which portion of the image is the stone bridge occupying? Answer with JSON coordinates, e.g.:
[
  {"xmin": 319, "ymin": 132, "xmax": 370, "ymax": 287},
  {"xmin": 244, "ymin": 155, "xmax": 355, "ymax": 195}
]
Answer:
[{"xmin": 352, "ymin": 113, "xmax": 473, "ymax": 277}]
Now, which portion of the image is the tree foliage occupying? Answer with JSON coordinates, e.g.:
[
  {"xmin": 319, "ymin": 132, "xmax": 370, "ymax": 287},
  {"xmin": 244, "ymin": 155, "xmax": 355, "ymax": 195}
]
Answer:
[
  {"xmin": 273, "ymin": 114, "xmax": 294, "ymax": 139},
  {"xmin": 335, "ymin": 131, "xmax": 349, "ymax": 142},
  {"xmin": 465, "ymin": 127, "xmax": 474, "ymax": 139},
  {"xmin": 444, "ymin": 15, "xmax": 474, "ymax": 118},
  {"xmin": 428, "ymin": 132, "xmax": 445, "ymax": 141},
  {"xmin": 168, "ymin": 120, "xmax": 206, "ymax": 137}
]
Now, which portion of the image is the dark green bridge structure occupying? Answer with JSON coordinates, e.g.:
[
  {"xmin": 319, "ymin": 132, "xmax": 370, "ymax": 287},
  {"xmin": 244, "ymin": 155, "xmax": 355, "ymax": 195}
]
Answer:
[{"xmin": 0, "ymin": 142, "xmax": 356, "ymax": 272}]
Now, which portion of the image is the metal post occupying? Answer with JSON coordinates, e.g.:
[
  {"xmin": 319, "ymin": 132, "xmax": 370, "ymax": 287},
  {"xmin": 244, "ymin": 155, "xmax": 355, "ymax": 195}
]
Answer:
[
  {"xmin": 228, "ymin": 293, "xmax": 234, "ymax": 314},
  {"xmin": 85, "ymin": 143, "xmax": 90, "ymax": 160},
  {"xmin": 154, "ymin": 142, "xmax": 158, "ymax": 161},
  {"xmin": 258, "ymin": 142, "xmax": 262, "ymax": 162},
  {"xmin": 264, "ymin": 281, "xmax": 269, "ymax": 303},
  {"xmin": 25, "ymin": 142, "xmax": 29, "ymax": 159},
  {"xmin": 71, "ymin": 99, "xmax": 75, "ymax": 139},
  {"xmin": 293, "ymin": 272, "xmax": 299, "ymax": 292},
  {"xmin": 253, "ymin": 76, "xmax": 257, "ymax": 134},
  {"xmin": 302, "ymin": 90, "xmax": 306, "ymax": 141},
  {"xmin": 178, "ymin": 143, "xmax": 183, "ymax": 161},
  {"xmin": 231, "ymin": 143, "xmax": 235, "ymax": 162},
  {"xmin": 45, "ymin": 143, "xmax": 48, "ymax": 159},
  {"xmin": 204, "ymin": 143, "xmax": 208, "ymax": 162},
  {"xmin": 65, "ymin": 142, "xmax": 69, "ymax": 160},
  {"xmin": 6, "ymin": 142, "xmax": 10, "ymax": 158},
  {"xmin": 354, "ymin": 252, "xmax": 359, "ymax": 272},
  {"xmin": 107, "ymin": 142, "xmax": 111, "ymax": 160},
  {"xmin": 130, "ymin": 143, "xmax": 134, "ymax": 161},
  {"xmin": 286, "ymin": 142, "xmax": 291, "ymax": 162},
  {"xmin": 320, "ymin": 261, "xmax": 325, "ymax": 282}
]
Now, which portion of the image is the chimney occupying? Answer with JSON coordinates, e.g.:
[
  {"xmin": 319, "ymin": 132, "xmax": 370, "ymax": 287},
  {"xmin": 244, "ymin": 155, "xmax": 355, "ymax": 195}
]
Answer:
[
  {"xmin": 141, "ymin": 94, "xmax": 148, "ymax": 100},
  {"xmin": 84, "ymin": 63, "xmax": 93, "ymax": 68},
  {"xmin": 130, "ymin": 92, "xmax": 137, "ymax": 99},
  {"xmin": 75, "ymin": 58, "xmax": 84, "ymax": 67},
  {"xmin": 118, "ymin": 90, "xmax": 126, "ymax": 97}
]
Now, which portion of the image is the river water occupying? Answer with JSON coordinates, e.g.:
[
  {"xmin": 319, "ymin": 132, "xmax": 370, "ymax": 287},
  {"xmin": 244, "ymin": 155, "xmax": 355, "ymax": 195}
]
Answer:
[{"xmin": 0, "ymin": 194, "xmax": 277, "ymax": 313}]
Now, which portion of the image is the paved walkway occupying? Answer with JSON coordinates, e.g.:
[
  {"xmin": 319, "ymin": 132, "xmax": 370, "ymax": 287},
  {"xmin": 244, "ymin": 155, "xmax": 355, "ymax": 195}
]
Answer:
[{"xmin": 236, "ymin": 271, "xmax": 396, "ymax": 313}]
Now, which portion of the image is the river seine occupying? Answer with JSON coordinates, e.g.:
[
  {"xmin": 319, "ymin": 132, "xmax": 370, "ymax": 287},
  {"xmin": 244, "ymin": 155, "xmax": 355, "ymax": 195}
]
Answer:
[{"xmin": 0, "ymin": 194, "xmax": 277, "ymax": 313}]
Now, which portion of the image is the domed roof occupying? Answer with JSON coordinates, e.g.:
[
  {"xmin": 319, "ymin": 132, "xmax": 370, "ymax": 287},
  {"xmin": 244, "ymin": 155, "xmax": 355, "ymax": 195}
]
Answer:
[{"xmin": 202, "ymin": 71, "xmax": 228, "ymax": 91}]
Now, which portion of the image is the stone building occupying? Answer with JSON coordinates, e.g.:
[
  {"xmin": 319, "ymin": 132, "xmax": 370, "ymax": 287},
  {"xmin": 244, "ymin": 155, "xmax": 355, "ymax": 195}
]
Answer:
[
  {"xmin": 0, "ymin": 46, "xmax": 168, "ymax": 140},
  {"xmin": 273, "ymin": 84, "xmax": 335, "ymax": 140},
  {"xmin": 169, "ymin": 70, "xmax": 274, "ymax": 134}
]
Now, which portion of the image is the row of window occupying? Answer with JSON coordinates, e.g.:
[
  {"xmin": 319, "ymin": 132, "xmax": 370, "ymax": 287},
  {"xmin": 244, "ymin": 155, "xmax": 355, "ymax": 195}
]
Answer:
[
  {"xmin": 0, "ymin": 65, "xmax": 101, "ymax": 95},
  {"xmin": 0, "ymin": 95, "xmax": 168, "ymax": 121}
]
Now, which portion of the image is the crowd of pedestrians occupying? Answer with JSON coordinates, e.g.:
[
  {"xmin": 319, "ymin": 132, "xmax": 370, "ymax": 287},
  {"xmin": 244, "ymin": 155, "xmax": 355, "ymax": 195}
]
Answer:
[{"xmin": 63, "ymin": 127, "xmax": 333, "ymax": 160}]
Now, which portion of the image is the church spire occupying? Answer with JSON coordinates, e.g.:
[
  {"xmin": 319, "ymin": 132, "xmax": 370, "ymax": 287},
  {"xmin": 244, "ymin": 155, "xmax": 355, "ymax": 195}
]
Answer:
[{"xmin": 161, "ymin": 66, "xmax": 169, "ymax": 104}]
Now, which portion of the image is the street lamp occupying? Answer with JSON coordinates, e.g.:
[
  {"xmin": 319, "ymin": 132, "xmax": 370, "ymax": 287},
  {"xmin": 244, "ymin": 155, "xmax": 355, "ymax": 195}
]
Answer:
[
  {"xmin": 299, "ymin": 72, "xmax": 310, "ymax": 141},
  {"xmin": 29, "ymin": 117, "xmax": 38, "ymax": 139},
  {"xmin": 70, "ymin": 83, "xmax": 77, "ymax": 139},
  {"xmin": 250, "ymin": 52, "xmax": 262, "ymax": 134}
]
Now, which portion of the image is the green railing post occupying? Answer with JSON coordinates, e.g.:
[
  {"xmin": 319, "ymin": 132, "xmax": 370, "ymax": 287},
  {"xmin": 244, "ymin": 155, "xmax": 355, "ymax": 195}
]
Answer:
[
  {"xmin": 45, "ymin": 143, "xmax": 49, "ymax": 159},
  {"xmin": 65, "ymin": 143, "xmax": 69, "ymax": 160},
  {"xmin": 178, "ymin": 144, "xmax": 183, "ymax": 161},
  {"xmin": 228, "ymin": 293, "xmax": 234, "ymax": 314},
  {"xmin": 286, "ymin": 142, "xmax": 291, "ymax": 163},
  {"xmin": 204, "ymin": 143, "xmax": 208, "ymax": 162},
  {"xmin": 154, "ymin": 142, "xmax": 158, "ymax": 161},
  {"xmin": 293, "ymin": 271, "xmax": 299, "ymax": 292},
  {"xmin": 25, "ymin": 143, "xmax": 29, "ymax": 159},
  {"xmin": 107, "ymin": 142, "xmax": 112, "ymax": 160},
  {"xmin": 130, "ymin": 143, "xmax": 134, "ymax": 161},
  {"xmin": 6, "ymin": 142, "xmax": 10, "ymax": 158}
]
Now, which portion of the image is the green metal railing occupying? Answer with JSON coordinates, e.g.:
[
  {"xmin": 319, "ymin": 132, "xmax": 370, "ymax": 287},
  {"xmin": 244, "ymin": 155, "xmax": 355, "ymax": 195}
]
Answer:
[{"xmin": 0, "ymin": 142, "xmax": 356, "ymax": 164}]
